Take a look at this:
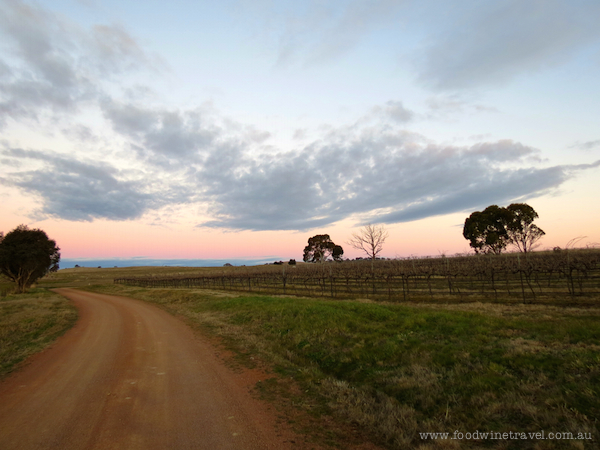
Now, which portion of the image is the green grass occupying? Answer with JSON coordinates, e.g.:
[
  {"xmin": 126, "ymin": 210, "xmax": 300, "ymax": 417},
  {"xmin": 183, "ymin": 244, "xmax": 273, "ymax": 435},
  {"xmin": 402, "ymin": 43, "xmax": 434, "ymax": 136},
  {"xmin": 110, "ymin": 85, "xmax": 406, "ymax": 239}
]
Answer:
[
  {"xmin": 0, "ymin": 276, "xmax": 14, "ymax": 297},
  {"xmin": 0, "ymin": 289, "xmax": 78, "ymax": 378},
  {"xmin": 84, "ymin": 283, "xmax": 600, "ymax": 449}
]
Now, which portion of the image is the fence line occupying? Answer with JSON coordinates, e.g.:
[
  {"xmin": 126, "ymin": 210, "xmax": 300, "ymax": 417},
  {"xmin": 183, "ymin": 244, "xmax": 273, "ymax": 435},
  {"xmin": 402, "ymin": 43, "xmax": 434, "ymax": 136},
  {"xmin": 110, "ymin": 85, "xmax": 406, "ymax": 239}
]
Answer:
[{"xmin": 115, "ymin": 250, "xmax": 600, "ymax": 302}]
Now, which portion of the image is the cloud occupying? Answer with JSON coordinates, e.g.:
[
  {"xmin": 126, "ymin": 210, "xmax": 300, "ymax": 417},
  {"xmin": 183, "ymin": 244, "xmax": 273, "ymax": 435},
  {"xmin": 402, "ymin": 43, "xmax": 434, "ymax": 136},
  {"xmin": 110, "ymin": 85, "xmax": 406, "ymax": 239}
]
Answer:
[
  {"xmin": 570, "ymin": 140, "xmax": 600, "ymax": 151},
  {"xmin": 243, "ymin": 0, "xmax": 404, "ymax": 67},
  {"xmin": 246, "ymin": 0, "xmax": 600, "ymax": 90},
  {"xmin": 0, "ymin": 0, "xmax": 158, "ymax": 126},
  {"xmin": 416, "ymin": 0, "xmax": 600, "ymax": 90},
  {"xmin": 99, "ymin": 99, "xmax": 263, "ymax": 171},
  {"xmin": 372, "ymin": 100, "xmax": 414, "ymax": 123},
  {"xmin": 1, "ymin": 1, "xmax": 597, "ymax": 232},
  {"xmin": 372, "ymin": 166, "xmax": 568, "ymax": 224},
  {"xmin": 299, "ymin": 0, "xmax": 405, "ymax": 65},
  {"xmin": 89, "ymin": 24, "xmax": 157, "ymax": 75},
  {"xmin": 3, "ymin": 104, "xmax": 597, "ymax": 230},
  {"xmin": 194, "ymin": 130, "xmax": 595, "ymax": 230},
  {"xmin": 0, "ymin": 147, "xmax": 176, "ymax": 221},
  {"xmin": 425, "ymin": 95, "xmax": 499, "ymax": 118}
]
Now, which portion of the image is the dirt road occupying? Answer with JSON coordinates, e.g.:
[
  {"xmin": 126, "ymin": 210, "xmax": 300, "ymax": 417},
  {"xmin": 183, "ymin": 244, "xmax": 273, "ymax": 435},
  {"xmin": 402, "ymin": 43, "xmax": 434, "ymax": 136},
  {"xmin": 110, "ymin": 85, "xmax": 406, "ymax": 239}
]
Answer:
[{"xmin": 0, "ymin": 288, "xmax": 310, "ymax": 450}]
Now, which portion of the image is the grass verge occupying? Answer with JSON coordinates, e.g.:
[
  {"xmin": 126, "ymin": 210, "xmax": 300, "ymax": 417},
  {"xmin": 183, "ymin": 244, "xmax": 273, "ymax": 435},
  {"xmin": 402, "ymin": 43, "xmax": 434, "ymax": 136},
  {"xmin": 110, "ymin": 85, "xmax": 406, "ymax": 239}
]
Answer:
[
  {"xmin": 0, "ymin": 289, "xmax": 78, "ymax": 379},
  {"xmin": 84, "ymin": 283, "xmax": 599, "ymax": 450}
]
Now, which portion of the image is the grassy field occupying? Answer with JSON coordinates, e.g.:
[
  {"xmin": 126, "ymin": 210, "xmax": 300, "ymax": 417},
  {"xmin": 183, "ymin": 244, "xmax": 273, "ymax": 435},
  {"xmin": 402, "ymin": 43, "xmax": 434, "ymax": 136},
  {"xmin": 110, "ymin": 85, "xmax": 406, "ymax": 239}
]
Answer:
[
  {"xmin": 0, "ymin": 287, "xmax": 77, "ymax": 378},
  {"xmin": 39, "ymin": 265, "xmax": 221, "ymax": 288},
  {"xmin": 34, "ymin": 266, "xmax": 600, "ymax": 449},
  {"xmin": 0, "ymin": 277, "xmax": 14, "ymax": 297}
]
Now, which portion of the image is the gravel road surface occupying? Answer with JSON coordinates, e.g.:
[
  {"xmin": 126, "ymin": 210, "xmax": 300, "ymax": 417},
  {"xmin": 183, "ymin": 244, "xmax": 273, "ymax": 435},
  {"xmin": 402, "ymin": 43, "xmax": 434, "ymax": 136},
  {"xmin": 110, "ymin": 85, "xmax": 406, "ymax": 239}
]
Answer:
[{"xmin": 0, "ymin": 288, "xmax": 309, "ymax": 450}]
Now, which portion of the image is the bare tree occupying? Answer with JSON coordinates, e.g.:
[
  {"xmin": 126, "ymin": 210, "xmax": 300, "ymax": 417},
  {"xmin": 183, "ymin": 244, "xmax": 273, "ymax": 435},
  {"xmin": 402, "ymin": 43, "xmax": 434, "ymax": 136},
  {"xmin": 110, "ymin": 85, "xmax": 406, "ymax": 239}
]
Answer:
[{"xmin": 348, "ymin": 224, "xmax": 389, "ymax": 261}]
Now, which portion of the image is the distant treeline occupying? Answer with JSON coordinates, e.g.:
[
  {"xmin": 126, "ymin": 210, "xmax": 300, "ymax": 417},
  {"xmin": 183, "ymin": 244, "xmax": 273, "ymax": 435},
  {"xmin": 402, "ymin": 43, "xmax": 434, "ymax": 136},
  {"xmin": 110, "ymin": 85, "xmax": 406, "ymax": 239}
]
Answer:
[{"xmin": 115, "ymin": 249, "xmax": 600, "ymax": 303}]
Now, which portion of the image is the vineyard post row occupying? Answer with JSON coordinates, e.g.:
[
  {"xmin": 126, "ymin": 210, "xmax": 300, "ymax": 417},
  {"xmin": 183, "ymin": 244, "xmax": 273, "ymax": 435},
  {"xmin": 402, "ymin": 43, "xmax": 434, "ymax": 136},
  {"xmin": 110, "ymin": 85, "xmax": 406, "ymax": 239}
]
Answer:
[{"xmin": 114, "ymin": 250, "xmax": 600, "ymax": 302}]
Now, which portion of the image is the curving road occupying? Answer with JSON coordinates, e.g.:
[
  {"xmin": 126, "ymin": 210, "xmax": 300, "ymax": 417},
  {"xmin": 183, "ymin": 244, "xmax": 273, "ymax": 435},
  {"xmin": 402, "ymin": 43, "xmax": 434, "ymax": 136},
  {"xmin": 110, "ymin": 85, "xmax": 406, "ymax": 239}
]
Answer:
[{"xmin": 0, "ymin": 288, "xmax": 305, "ymax": 450}]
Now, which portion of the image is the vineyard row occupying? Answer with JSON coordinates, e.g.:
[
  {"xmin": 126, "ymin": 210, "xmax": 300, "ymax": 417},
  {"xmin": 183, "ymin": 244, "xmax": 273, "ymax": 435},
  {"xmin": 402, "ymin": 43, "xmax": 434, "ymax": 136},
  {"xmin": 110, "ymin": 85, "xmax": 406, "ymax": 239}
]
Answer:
[{"xmin": 114, "ymin": 249, "xmax": 600, "ymax": 302}]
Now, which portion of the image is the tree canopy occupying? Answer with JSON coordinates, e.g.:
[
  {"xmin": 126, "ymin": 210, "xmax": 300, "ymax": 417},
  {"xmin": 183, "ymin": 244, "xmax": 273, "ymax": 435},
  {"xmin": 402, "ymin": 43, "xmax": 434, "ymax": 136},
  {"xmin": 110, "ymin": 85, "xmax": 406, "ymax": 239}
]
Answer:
[
  {"xmin": 506, "ymin": 203, "xmax": 546, "ymax": 253},
  {"xmin": 303, "ymin": 234, "xmax": 343, "ymax": 262},
  {"xmin": 0, "ymin": 225, "xmax": 60, "ymax": 293},
  {"xmin": 463, "ymin": 203, "xmax": 545, "ymax": 254}
]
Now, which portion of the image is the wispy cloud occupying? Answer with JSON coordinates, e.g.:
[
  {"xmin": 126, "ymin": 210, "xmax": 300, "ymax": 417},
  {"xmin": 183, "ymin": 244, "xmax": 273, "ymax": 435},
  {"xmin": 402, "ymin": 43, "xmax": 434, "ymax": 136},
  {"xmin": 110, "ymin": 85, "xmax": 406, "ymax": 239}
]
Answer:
[
  {"xmin": 244, "ymin": 0, "xmax": 600, "ymax": 89},
  {"xmin": 415, "ymin": 0, "xmax": 600, "ymax": 90},
  {"xmin": 0, "ymin": 0, "xmax": 160, "ymax": 126},
  {"xmin": 243, "ymin": 0, "xmax": 405, "ymax": 67},
  {"xmin": 570, "ymin": 140, "xmax": 600, "ymax": 151},
  {"xmin": 371, "ymin": 100, "xmax": 414, "ymax": 123},
  {"xmin": 425, "ymin": 95, "xmax": 499, "ymax": 118}
]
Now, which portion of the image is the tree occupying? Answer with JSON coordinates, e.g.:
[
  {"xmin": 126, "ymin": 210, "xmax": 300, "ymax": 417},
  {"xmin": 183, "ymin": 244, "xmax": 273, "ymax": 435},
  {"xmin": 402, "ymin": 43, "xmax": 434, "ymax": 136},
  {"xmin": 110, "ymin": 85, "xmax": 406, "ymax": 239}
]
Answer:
[
  {"xmin": 348, "ymin": 224, "xmax": 388, "ymax": 261},
  {"xmin": 0, "ymin": 225, "xmax": 60, "ymax": 293},
  {"xmin": 303, "ymin": 234, "xmax": 343, "ymax": 263},
  {"xmin": 463, "ymin": 205, "xmax": 512, "ymax": 254},
  {"xmin": 332, "ymin": 245, "xmax": 344, "ymax": 262},
  {"xmin": 506, "ymin": 203, "xmax": 545, "ymax": 253},
  {"xmin": 463, "ymin": 203, "xmax": 544, "ymax": 254}
]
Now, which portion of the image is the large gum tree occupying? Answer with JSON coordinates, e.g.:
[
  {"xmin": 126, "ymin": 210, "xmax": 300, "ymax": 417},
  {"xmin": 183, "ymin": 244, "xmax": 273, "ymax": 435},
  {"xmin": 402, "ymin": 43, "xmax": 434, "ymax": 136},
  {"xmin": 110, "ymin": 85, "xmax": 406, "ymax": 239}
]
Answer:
[
  {"xmin": 303, "ymin": 234, "xmax": 343, "ymax": 263},
  {"xmin": 463, "ymin": 203, "xmax": 545, "ymax": 254},
  {"xmin": 506, "ymin": 203, "xmax": 546, "ymax": 253}
]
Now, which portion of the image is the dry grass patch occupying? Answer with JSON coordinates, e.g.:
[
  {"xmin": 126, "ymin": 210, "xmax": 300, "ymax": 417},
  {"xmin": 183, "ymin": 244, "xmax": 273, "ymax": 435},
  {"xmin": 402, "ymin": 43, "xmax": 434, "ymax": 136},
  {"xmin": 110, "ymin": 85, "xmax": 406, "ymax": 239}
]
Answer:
[{"xmin": 0, "ymin": 289, "xmax": 77, "ymax": 378}]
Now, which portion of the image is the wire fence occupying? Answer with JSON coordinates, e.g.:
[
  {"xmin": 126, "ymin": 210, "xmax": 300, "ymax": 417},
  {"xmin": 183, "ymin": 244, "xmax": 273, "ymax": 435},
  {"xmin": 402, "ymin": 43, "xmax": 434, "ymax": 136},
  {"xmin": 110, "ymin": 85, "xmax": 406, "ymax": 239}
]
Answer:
[{"xmin": 115, "ymin": 249, "xmax": 600, "ymax": 303}]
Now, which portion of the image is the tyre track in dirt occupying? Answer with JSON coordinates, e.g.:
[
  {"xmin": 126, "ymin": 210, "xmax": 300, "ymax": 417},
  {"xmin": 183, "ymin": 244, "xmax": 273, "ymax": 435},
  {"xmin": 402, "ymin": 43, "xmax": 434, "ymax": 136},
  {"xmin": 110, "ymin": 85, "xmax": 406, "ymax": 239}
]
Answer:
[{"xmin": 0, "ymin": 288, "xmax": 313, "ymax": 450}]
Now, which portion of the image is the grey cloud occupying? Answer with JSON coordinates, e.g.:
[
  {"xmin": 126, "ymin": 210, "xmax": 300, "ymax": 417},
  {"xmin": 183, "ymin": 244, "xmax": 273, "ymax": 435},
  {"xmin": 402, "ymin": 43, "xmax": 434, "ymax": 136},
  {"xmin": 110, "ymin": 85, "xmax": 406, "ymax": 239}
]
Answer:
[
  {"xmin": 0, "ymin": 59, "xmax": 11, "ymax": 78},
  {"xmin": 3, "ymin": 118, "xmax": 597, "ymax": 230},
  {"xmin": 0, "ymin": 0, "xmax": 156, "ymax": 125},
  {"xmin": 61, "ymin": 124, "xmax": 99, "ymax": 143},
  {"xmin": 194, "ymin": 129, "xmax": 591, "ymax": 230},
  {"xmin": 569, "ymin": 160, "xmax": 600, "ymax": 171},
  {"xmin": 247, "ymin": 0, "xmax": 404, "ymax": 67},
  {"xmin": 1, "ymin": 147, "xmax": 169, "ymax": 221},
  {"xmin": 90, "ymin": 25, "xmax": 159, "ymax": 75},
  {"xmin": 244, "ymin": 126, "xmax": 272, "ymax": 144},
  {"xmin": 101, "ymin": 100, "xmax": 161, "ymax": 137},
  {"xmin": 425, "ymin": 95, "xmax": 499, "ymax": 118},
  {"xmin": 469, "ymin": 140, "xmax": 541, "ymax": 162},
  {"xmin": 100, "ymin": 100, "xmax": 227, "ymax": 168},
  {"xmin": 293, "ymin": 129, "xmax": 308, "ymax": 140},
  {"xmin": 100, "ymin": 100, "xmax": 277, "ymax": 172},
  {"xmin": 373, "ymin": 166, "xmax": 568, "ymax": 224},
  {"xmin": 302, "ymin": 0, "xmax": 405, "ymax": 65},
  {"xmin": 372, "ymin": 100, "xmax": 414, "ymax": 123},
  {"xmin": 251, "ymin": 0, "xmax": 600, "ymax": 90},
  {"xmin": 417, "ymin": 0, "xmax": 600, "ymax": 90},
  {"xmin": 198, "ymin": 147, "xmax": 331, "ymax": 230},
  {"xmin": 570, "ymin": 140, "xmax": 600, "ymax": 151},
  {"xmin": 144, "ymin": 111, "xmax": 216, "ymax": 160},
  {"xmin": 4, "ymin": 89, "xmax": 597, "ymax": 230}
]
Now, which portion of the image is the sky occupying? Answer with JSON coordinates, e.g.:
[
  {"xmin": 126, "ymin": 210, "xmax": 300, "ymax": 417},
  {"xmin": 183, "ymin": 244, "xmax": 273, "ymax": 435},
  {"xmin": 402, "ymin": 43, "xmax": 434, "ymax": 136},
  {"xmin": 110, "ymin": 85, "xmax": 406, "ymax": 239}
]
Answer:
[{"xmin": 1, "ymin": 0, "xmax": 599, "ymax": 263}]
